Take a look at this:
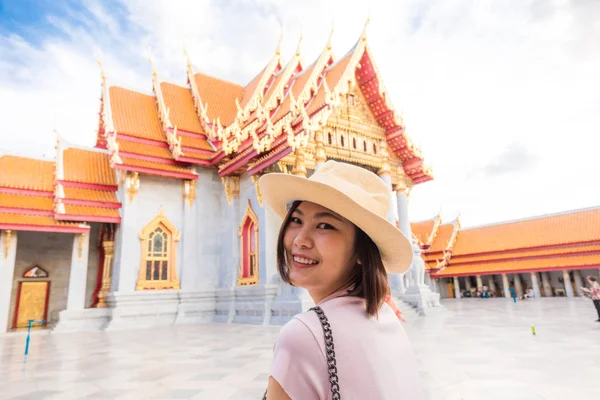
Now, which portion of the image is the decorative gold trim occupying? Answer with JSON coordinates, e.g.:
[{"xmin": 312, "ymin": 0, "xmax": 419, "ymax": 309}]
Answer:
[
  {"xmin": 3, "ymin": 230, "xmax": 11, "ymax": 260},
  {"xmin": 78, "ymin": 233, "xmax": 86, "ymax": 260},
  {"xmin": 136, "ymin": 207, "xmax": 181, "ymax": 291},
  {"xmin": 125, "ymin": 171, "xmax": 140, "ymax": 204},
  {"xmin": 96, "ymin": 240, "xmax": 114, "ymax": 308},
  {"xmin": 250, "ymin": 175, "xmax": 263, "ymax": 207},
  {"xmin": 183, "ymin": 179, "xmax": 197, "ymax": 207},
  {"xmin": 238, "ymin": 200, "xmax": 259, "ymax": 286},
  {"xmin": 291, "ymin": 147, "xmax": 307, "ymax": 177},
  {"xmin": 221, "ymin": 176, "xmax": 240, "ymax": 205}
]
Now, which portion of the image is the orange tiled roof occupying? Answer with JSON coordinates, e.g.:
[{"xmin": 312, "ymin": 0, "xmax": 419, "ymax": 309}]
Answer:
[
  {"xmin": 117, "ymin": 139, "xmax": 173, "ymax": 160},
  {"xmin": 63, "ymin": 187, "xmax": 118, "ymax": 203},
  {"xmin": 452, "ymin": 243, "xmax": 600, "ymax": 264},
  {"xmin": 193, "ymin": 73, "xmax": 244, "ymax": 126},
  {"xmin": 411, "ymin": 220, "xmax": 435, "ymax": 246},
  {"xmin": 452, "ymin": 208, "xmax": 600, "ymax": 255},
  {"xmin": 0, "ymin": 156, "xmax": 54, "ymax": 191},
  {"xmin": 435, "ymin": 253, "xmax": 600, "ymax": 277},
  {"xmin": 119, "ymin": 157, "xmax": 195, "ymax": 175},
  {"xmin": 180, "ymin": 135, "xmax": 214, "ymax": 151},
  {"xmin": 240, "ymin": 67, "xmax": 267, "ymax": 109},
  {"xmin": 0, "ymin": 212, "xmax": 84, "ymax": 228},
  {"xmin": 64, "ymin": 205, "xmax": 120, "ymax": 218},
  {"xmin": 110, "ymin": 86, "xmax": 165, "ymax": 141},
  {"xmin": 0, "ymin": 193, "xmax": 53, "ymax": 211},
  {"xmin": 429, "ymin": 224, "xmax": 454, "ymax": 253},
  {"xmin": 160, "ymin": 83, "xmax": 203, "ymax": 135},
  {"xmin": 62, "ymin": 148, "xmax": 116, "ymax": 186},
  {"xmin": 307, "ymin": 54, "xmax": 352, "ymax": 115},
  {"xmin": 180, "ymin": 151, "xmax": 214, "ymax": 161}
]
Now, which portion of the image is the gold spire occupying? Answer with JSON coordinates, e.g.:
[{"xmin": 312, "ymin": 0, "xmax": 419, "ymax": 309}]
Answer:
[
  {"xmin": 327, "ymin": 24, "xmax": 334, "ymax": 51},
  {"xmin": 276, "ymin": 29, "xmax": 284, "ymax": 56},
  {"xmin": 295, "ymin": 31, "xmax": 303, "ymax": 58},
  {"xmin": 361, "ymin": 16, "xmax": 370, "ymax": 42}
]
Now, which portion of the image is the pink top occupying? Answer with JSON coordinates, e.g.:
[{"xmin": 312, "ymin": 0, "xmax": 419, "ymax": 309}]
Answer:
[{"xmin": 270, "ymin": 291, "xmax": 421, "ymax": 399}]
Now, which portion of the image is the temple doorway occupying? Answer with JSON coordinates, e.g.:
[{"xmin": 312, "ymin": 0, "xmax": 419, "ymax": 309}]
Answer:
[{"xmin": 13, "ymin": 266, "xmax": 50, "ymax": 329}]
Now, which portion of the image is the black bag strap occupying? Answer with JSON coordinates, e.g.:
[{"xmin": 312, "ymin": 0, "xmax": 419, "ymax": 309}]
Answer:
[{"xmin": 263, "ymin": 306, "xmax": 341, "ymax": 399}]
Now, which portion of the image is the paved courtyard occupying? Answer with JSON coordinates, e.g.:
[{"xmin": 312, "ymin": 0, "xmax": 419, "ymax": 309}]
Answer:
[{"xmin": 1, "ymin": 298, "xmax": 599, "ymax": 399}]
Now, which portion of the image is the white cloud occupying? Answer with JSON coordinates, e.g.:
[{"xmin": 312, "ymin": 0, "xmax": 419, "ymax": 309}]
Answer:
[{"xmin": 0, "ymin": 0, "xmax": 598, "ymax": 227}]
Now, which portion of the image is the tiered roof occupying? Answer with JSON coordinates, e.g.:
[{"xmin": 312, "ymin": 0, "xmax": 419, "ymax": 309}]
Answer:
[
  {"xmin": 212, "ymin": 26, "xmax": 433, "ymax": 182},
  {"xmin": 424, "ymin": 207, "xmax": 600, "ymax": 278},
  {"xmin": 54, "ymin": 144, "xmax": 121, "ymax": 223},
  {"xmin": 0, "ymin": 155, "xmax": 89, "ymax": 233},
  {"xmin": 411, "ymin": 215, "xmax": 460, "ymax": 272}
]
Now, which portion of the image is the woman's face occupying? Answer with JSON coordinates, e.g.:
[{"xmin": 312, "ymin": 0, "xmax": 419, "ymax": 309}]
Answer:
[{"xmin": 283, "ymin": 201, "xmax": 357, "ymax": 302}]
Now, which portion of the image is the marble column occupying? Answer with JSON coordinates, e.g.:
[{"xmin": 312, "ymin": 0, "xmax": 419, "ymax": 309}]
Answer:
[
  {"xmin": 452, "ymin": 277, "xmax": 460, "ymax": 298},
  {"xmin": 65, "ymin": 232, "xmax": 90, "ymax": 310},
  {"xmin": 96, "ymin": 241, "xmax": 114, "ymax": 308},
  {"xmin": 562, "ymin": 270, "xmax": 574, "ymax": 298},
  {"xmin": 465, "ymin": 277, "xmax": 472, "ymax": 290},
  {"xmin": 379, "ymin": 166, "xmax": 401, "ymax": 291},
  {"xmin": 476, "ymin": 275, "xmax": 483, "ymax": 289},
  {"xmin": 0, "ymin": 230, "xmax": 18, "ymax": 333},
  {"xmin": 530, "ymin": 272, "xmax": 541, "ymax": 298},
  {"xmin": 488, "ymin": 275, "xmax": 496, "ymax": 294},
  {"xmin": 514, "ymin": 273, "xmax": 524, "ymax": 298},
  {"xmin": 502, "ymin": 274, "xmax": 510, "ymax": 298},
  {"xmin": 541, "ymin": 272, "xmax": 552, "ymax": 297},
  {"xmin": 112, "ymin": 172, "xmax": 141, "ymax": 292},
  {"xmin": 573, "ymin": 270, "xmax": 584, "ymax": 296}
]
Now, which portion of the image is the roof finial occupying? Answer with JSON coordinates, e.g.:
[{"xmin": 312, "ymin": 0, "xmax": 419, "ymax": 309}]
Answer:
[
  {"xmin": 327, "ymin": 21, "xmax": 334, "ymax": 51},
  {"xmin": 361, "ymin": 16, "xmax": 370, "ymax": 42},
  {"xmin": 276, "ymin": 22, "xmax": 284, "ymax": 56},
  {"xmin": 183, "ymin": 45, "xmax": 192, "ymax": 69},
  {"xmin": 295, "ymin": 30, "xmax": 303, "ymax": 58}
]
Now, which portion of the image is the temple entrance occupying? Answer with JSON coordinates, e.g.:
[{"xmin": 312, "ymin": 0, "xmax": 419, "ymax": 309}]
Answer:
[{"xmin": 14, "ymin": 281, "xmax": 49, "ymax": 329}]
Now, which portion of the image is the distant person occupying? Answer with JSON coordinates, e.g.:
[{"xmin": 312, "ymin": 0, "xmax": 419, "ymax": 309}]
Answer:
[
  {"xmin": 509, "ymin": 286, "xmax": 517, "ymax": 303},
  {"xmin": 582, "ymin": 276, "xmax": 600, "ymax": 322}
]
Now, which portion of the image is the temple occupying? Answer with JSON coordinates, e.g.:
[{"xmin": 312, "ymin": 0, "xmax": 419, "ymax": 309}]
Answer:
[
  {"xmin": 413, "ymin": 207, "xmax": 600, "ymax": 299},
  {"xmin": 2, "ymin": 26, "xmax": 597, "ymax": 334},
  {"xmin": 0, "ymin": 24, "xmax": 439, "ymax": 333}
]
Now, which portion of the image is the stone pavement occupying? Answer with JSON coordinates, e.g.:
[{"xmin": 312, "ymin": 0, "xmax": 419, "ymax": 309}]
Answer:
[{"xmin": 1, "ymin": 298, "xmax": 599, "ymax": 399}]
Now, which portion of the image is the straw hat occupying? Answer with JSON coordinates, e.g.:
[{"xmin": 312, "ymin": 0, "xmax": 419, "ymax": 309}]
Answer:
[{"xmin": 258, "ymin": 160, "xmax": 413, "ymax": 274}]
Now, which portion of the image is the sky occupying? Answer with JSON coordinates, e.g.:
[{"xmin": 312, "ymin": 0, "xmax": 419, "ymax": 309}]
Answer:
[{"xmin": 0, "ymin": 0, "xmax": 599, "ymax": 227}]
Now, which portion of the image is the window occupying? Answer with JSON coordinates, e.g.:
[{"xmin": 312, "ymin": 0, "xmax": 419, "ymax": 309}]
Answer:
[
  {"xmin": 328, "ymin": 132, "xmax": 332, "ymax": 145},
  {"xmin": 239, "ymin": 200, "xmax": 259, "ymax": 285},
  {"xmin": 136, "ymin": 207, "xmax": 180, "ymax": 290},
  {"xmin": 347, "ymin": 94, "xmax": 355, "ymax": 106},
  {"xmin": 363, "ymin": 141, "xmax": 367, "ymax": 152},
  {"xmin": 23, "ymin": 265, "xmax": 48, "ymax": 278},
  {"xmin": 340, "ymin": 135, "xmax": 345, "ymax": 147},
  {"xmin": 373, "ymin": 143, "xmax": 377, "ymax": 154},
  {"xmin": 352, "ymin": 138, "xmax": 357, "ymax": 149}
]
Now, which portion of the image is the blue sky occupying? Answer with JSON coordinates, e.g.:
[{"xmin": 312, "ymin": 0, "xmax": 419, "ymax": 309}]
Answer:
[{"xmin": 0, "ymin": 0, "xmax": 599, "ymax": 227}]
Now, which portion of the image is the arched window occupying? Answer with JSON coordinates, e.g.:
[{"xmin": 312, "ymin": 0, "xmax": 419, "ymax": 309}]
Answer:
[
  {"xmin": 340, "ymin": 135, "xmax": 345, "ymax": 147},
  {"xmin": 352, "ymin": 137, "xmax": 357, "ymax": 149},
  {"xmin": 136, "ymin": 207, "xmax": 180, "ymax": 290},
  {"xmin": 363, "ymin": 141, "xmax": 367, "ymax": 152},
  {"xmin": 239, "ymin": 200, "xmax": 259, "ymax": 285},
  {"xmin": 373, "ymin": 143, "xmax": 377, "ymax": 154},
  {"xmin": 327, "ymin": 132, "xmax": 332, "ymax": 145}
]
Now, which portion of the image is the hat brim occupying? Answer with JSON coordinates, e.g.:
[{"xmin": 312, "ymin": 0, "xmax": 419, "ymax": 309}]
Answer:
[{"xmin": 259, "ymin": 173, "xmax": 413, "ymax": 274}]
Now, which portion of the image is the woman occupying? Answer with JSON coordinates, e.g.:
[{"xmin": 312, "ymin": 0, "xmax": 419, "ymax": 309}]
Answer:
[
  {"xmin": 582, "ymin": 276, "xmax": 600, "ymax": 322},
  {"xmin": 259, "ymin": 160, "xmax": 421, "ymax": 400}
]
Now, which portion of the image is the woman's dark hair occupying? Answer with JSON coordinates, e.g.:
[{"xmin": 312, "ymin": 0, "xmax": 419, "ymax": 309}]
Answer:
[
  {"xmin": 587, "ymin": 276, "xmax": 597, "ymax": 282},
  {"xmin": 276, "ymin": 201, "xmax": 389, "ymax": 317}
]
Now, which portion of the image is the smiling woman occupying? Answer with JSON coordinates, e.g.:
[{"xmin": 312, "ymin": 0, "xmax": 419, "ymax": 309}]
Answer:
[{"xmin": 258, "ymin": 160, "xmax": 421, "ymax": 400}]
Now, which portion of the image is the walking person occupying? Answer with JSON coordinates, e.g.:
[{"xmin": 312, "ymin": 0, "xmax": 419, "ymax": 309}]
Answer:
[
  {"xmin": 581, "ymin": 276, "xmax": 600, "ymax": 322},
  {"xmin": 509, "ymin": 285, "xmax": 517, "ymax": 303},
  {"xmin": 259, "ymin": 160, "xmax": 421, "ymax": 399}
]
